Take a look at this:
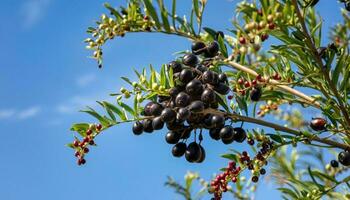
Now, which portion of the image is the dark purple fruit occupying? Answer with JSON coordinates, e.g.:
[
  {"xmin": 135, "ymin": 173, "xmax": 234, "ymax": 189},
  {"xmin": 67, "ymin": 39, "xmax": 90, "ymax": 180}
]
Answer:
[
  {"xmin": 142, "ymin": 119, "xmax": 154, "ymax": 133},
  {"xmin": 202, "ymin": 70, "xmax": 219, "ymax": 85},
  {"xmin": 218, "ymin": 73, "xmax": 228, "ymax": 83},
  {"xmin": 175, "ymin": 92, "xmax": 191, "ymax": 107},
  {"xmin": 144, "ymin": 102, "xmax": 154, "ymax": 116},
  {"xmin": 310, "ymin": 118, "xmax": 327, "ymax": 131},
  {"xmin": 330, "ymin": 160, "xmax": 339, "ymax": 168},
  {"xmin": 203, "ymin": 114, "xmax": 214, "ymax": 129},
  {"xmin": 211, "ymin": 115, "xmax": 225, "ymax": 128},
  {"xmin": 338, "ymin": 151, "xmax": 350, "ymax": 166},
  {"xmin": 250, "ymin": 87, "xmax": 262, "ymax": 101},
  {"xmin": 186, "ymin": 79, "xmax": 203, "ymax": 95},
  {"xmin": 196, "ymin": 145, "xmax": 206, "ymax": 163},
  {"xmin": 166, "ymin": 120, "xmax": 184, "ymax": 131},
  {"xmin": 179, "ymin": 69, "xmax": 194, "ymax": 83},
  {"xmin": 185, "ymin": 142, "xmax": 202, "ymax": 163},
  {"xmin": 192, "ymin": 41, "xmax": 206, "ymax": 55},
  {"xmin": 152, "ymin": 116, "xmax": 164, "ymax": 130},
  {"xmin": 165, "ymin": 131, "xmax": 182, "ymax": 144},
  {"xmin": 188, "ymin": 101, "xmax": 204, "ymax": 113},
  {"xmin": 168, "ymin": 61, "xmax": 182, "ymax": 73},
  {"xmin": 132, "ymin": 121, "xmax": 143, "ymax": 135},
  {"xmin": 150, "ymin": 103, "xmax": 163, "ymax": 116},
  {"xmin": 169, "ymin": 87, "xmax": 180, "ymax": 98},
  {"xmin": 209, "ymin": 128, "xmax": 221, "ymax": 140},
  {"xmin": 233, "ymin": 127, "xmax": 246, "ymax": 143},
  {"xmin": 195, "ymin": 65, "xmax": 207, "ymax": 72},
  {"xmin": 201, "ymin": 88, "xmax": 216, "ymax": 104},
  {"xmin": 260, "ymin": 168, "xmax": 266, "ymax": 175},
  {"xmin": 161, "ymin": 108, "xmax": 176, "ymax": 122},
  {"xmin": 172, "ymin": 142, "xmax": 187, "ymax": 157},
  {"xmin": 214, "ymin": 82, "xmax": 230, "ymax": 95},
  {"xmin": 219, "ymin": 126, "xmax": 234, "ymax": 140},
  {"xmin": 182, "ymin": 53, "xmax": 198, "ymax": 67},
  {"xmin": 177, "ymin": 107, "xmax": 191, "ymax": 121},
  {"xmin": 205, "ymin": 41, "xmax": 219, "ymax": 58}
]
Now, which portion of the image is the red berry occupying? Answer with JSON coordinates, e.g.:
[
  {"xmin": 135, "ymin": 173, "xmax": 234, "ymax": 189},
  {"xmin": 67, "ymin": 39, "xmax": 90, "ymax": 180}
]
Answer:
[
  {"xmin": 86, "ymin": 129, "xmax": 92, "ymax": 135},
  {"xmin": 239, "ymin": 37, "xmax": 246, "ymax": 44},
  {"xmin": 232, "ymin": 177, "xmax": 237, "ymax": 183},
  {"xmin": 237, "ymin": 78, "xmax": 244, "ymax": 85},
  {"xmin": 96, "ymin": 124, "xmax": 102, "ymax": 131},
  {"xmin": 244, "ymin": 81, "xmax": 250, "ymax": 88},
  {"xmin": 83, "ymin": 147, "xmax": 89, "ymax": 153},
  {"xmin": 227, "ymin": 95, "xmax": 233, "ymax": 100},
  {"xmin": 252, "ymin": 79, "xmax": 257, "ymax": 85},
  {"xmin": 240, "ymin": 90, "xmax": 246, "ymax": 95},
  {"xmin": 77, "ymin": 158, "xmax": 86, "ymax": 165},
  {"xmin": 74, "ymin": 151, "xmax": 80, "ymax": 157},
  {"xmin": 83, "ymin": 137, "xmax": 90, "ymax": 143},
  {"xmin": 310, "ymin": 118, "xmax": 327, "ymax": 131},
  {"xmin": 73, "ymin": 140, "xmax": 79, "ymax": 147},
  {"xmin": 248, "ymin": 139, "xmax": 255, "ymax": 145},
  {"xmin": 268, "ymin": 23, "xmax": 275, "ymax": 30}
]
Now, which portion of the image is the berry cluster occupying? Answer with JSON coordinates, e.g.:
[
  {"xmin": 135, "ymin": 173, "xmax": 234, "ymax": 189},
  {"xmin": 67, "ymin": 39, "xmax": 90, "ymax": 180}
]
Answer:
[
  {"xmin": 257, "ymin": 100, "xmax": 280, "ymax": 117},
  {"xmin": 234, "ymin": 75, "xmax": 264, "ymax": 100},
  {"xmin": 131, "ymin": 40, "xmax": 248, "ymax": 163},
  {"xmin": 71, "ymin": 124, "xmax": 102, "ymax": 165},
  {"xmin": 209, "ymin": 138, "xmax": 273, "ymax": 200}
]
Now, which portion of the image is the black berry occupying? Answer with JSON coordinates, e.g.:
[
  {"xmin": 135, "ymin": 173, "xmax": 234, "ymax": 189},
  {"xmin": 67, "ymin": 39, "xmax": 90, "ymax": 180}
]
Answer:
[
  {"xmin": 182, "ymin": 53, "xmax": 198, "ymax": 67},
  {"xmin": 142, "ymin": 119, "xmax": 154, "ymax": 133},
  {"xmin": 188, "ymin": 101, "xmax": 205, "ymax": 113},
  {"xmin": 165, "ymin": 131, "xmax": 182, "ymax": 144},
  {"xmin": 211, "ymin": 115, "xmax": 225, "ymax": 128},
  {"xmin": 161, "ymin": 108, "xmax": 176, "ymax": 122},
  {"xmin": 250, "ymin": 87, "xmax": 262, "ymax": 101},
  {"xmin": 132, "ymin": 121, "xmax": 144, "ymax": 135},
  {"xmin": 185, "ymin": 142, "xmax": 202, "ymax": 163},
  {"xmin": 205, "ymin": 41, "xmax": 219, "ymax": 58},
  {"xmin": 338, "ymin": 151, "xmax": 350, "ymax": 166},
  {"xmin": 196, "ymin": 145, "xmax": 206, "ymax": 163},
  {"xmin": 330, "ymin": 160, "xmax": 339, "ymax": 168},
  {"xmin": 150, "ymin": 103, "xmax": 163, "ymax": 116},
  {"xmin": 191, "ymin": 41, "xmax": 206, "ymax": 55},
  {"xmin": 186, "ymin": 79, "xmax": 203, "ymax": 95},
  {"xmin": 310, "ymin": 118, "xmax": 327, "ymax": 131},
  {"xmin": 179, "ymin": 69, "xmax": 194, "ymax": 83},
  {"xmin": 214, "ymin": 82, "xmax": 230, "ymax": 95},
  {"xmin": 209, "ymin": 128, "xmax": 221, "ymax": 140},
  {"xmin": 175, "ymin": 92, "xmax": 191, "ymax": 107},
  {"xmin": 201, "ymin": 88, "xmax": 216, "ymax": 104},
  {"xmin": 152, "ymin": 116, "xmax": 164, "ymax": 130},
  {"xmin": 177, "ymin": 107, "xmax": 191, "ymax": 121},
  {"xmin": 172, "ymin": 142, "xmax": 187, "ymax": 157},
  {"xmin": 168, "ymin": 61, "xmax": 182, "ymax": 73},
  {"xmin": 233, "ymin": 127, "xmax": 247, "ymax": 143}
]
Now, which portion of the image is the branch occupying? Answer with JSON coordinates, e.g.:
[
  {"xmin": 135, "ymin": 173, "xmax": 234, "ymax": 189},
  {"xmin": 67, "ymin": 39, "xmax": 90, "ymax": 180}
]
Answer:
[
  {"xmin": 202, "ymin": 108, "xmax": 350, "ymax": 151},
  {"xmin": 221, "ymin": 60, "xmax": 321, "ymax": 108}
]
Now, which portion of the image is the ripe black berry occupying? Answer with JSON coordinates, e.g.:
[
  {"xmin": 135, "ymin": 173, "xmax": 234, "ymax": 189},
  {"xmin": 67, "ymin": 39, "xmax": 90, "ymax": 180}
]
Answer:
[
  {"xmin": 169, "ymin": 87, "xmax": 180, "ymax": 98},
  {"xmin": 168, "ymin": 61, "xmax": 182, "ymax": 73},
  {"xmin": 260, "ymin": 168, "xmax": 266, "ymax": 175},
  {"xmin": 132, "ymin": 121, "xmax": 144, "ymax": 135},
  {"xmin": 250, "ymin": 87, "xmax": 262, "ymax": 101},
  {"xmin": 152, "ymin": 116, "xmax": 164, "ymax": 130},
  {"xmin": 196, "ymin": 65, "xmax": 207, "ymax": 72},
  {"xmin": 218, "ymin": 73, "xmax": 228, "ymax": 83},
  {"xmin": 144, "ymin": 102, "xmax": 155, "ymax": 116},
  {"xmin": 177, "ymin": 107, "xmax": 191, "ymax": 121},
  {"xmin": 252, "ymin": 176, "xmax": 259, "ymax": 183},
  {"xmin": 201, "ymin": 88, "xmax": 216, "ymax": 104},
  {"xmin": 338, "ymin": 151, "xmax": 350, "ymax": 166},
  {"xmin": 220, "ymin": 126, "xmax": 235, "ymax": 144},
  {"xmin": 202, "ymin": 70, "xmax": 219, "ymax": 85},
  {"xmin": 188, "ymin": 101, "xmax": 204, "ymax": 113},
  {"xmin": 182, "ymin": 53, "xmax": 198, "ymax": 67},
  {"xmin": 192, "ymin": 41, "xmax": 206, "ymax": 55},
  {"xmin": 211, "ymin": 115, "xmax": 225, "ymax": 128},
  {"xmin": 175, "ymin": 92, "xmax": 191, "ymax": 107},
  {"xmin": 185, "ymin": 142, "xmax": 202, "ymax": 163},
  {"xmin": 150, "ymin": 103, "xmax": 163, "ymax": 116},
  {"xmin": 310, "ymin": 118, "xmax": 327, "ymax": 131},
  {"xmin": 214, "ymin": 82, "xmax": 230, "ymax": 95},
  {"xmin": 186, "ymin": 79, "xmax": 203, "ymax": 95},
  {"xmin": 161, "ymin": 108, "xmax": 176, "ymax": 122},
  {"xmin": 196, "ymin": 145, "xmax": 206, "ymax": 163},
  {"xmin": 172, "ymin": 142, "xmax": 187, "ymax": 157},
  {"xmin": 165, "ymin": 131, "xmax": 182, "ymax": 144},
  {"xmin": 209, "ymin": 128, "xmax": 221, "ymax": 140},
  {"xmin": 179, "ymin": 69, "xmax": 194, "ymax": 83},
  {"xmin": 233, "ymin": 127, "xmax": 247, "ymax": 143},
  {"xmin": 205, "ymin": 41, "xmax": 219, "ymax": 58},
  {"xmin": 142, "ymin": 119, "xmax": 154, "ymax": 133},
  {"xmin": 330, "ymin": 160, "xmax": 339, "ymax": 168}
]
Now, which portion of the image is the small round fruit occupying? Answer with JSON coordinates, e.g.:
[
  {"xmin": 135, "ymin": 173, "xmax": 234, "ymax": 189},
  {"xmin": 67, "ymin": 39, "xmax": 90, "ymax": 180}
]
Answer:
[
  {"xmin": 168, "ymin": 61, "xmax": 182, "ymax": 73},
  {"xmin": 209, "ymin": 128, "xmax": 221, "ymax": 140},
  {"xmin": 260, "ymin": 168, "xmax": 266, "ymax": 175},
  {"xmin": 175, "ymin": 92, "xmax": 191, "ymax": 107},
  {"xmin": 182, "ymin": 54, "xmax": 198, "ymax": 67},
  {"xmin": 165, "ymin": 131, "xmax": 182, "ymax": 144},
  {"xmin": 143, "ymin": 102, "xmax": 155, "ymax": 116},
  {"xmin": 310, "ymin": 118, "xmax": 327, "ymax": 131},
  {"xmin": 252, "ymin": 176, "xmax": 259, "ymax": 183},
  {"xmin": 250, "ymin": 87, "xmax": 262, "ymax": 101},
  {"xmin": 161, "ymin": 108, "xmax": 176, "ymax": 122},
  {"xmin": 338, "ymin": 151, "xmax": 350, "ymax": 166},
  {"xmin": 205, "ymin": 41, "xmax": 219, "ymax": 58},
  {"xmin": 330, "ymin": 160, "xmax": 339, "ymax": 168},
  {"xmin": 152, "ymin": 116, "xmax": 164, "ymax": 130},
  {"xmin": 211, "ymin": 115, "xmax": 225, "ymax": 128},
  {"xmin": 179, "ymin": 69, "xmax": 194, "ymax": 83},
  {"xmin": 233, "ymin": 127, "xmax": 247, "ymax": 143},
  {"xmin": 201, "ymin": 88, "xmax": 216, "ymax": 104},
  {"xmin": 195, "ymin": 65, "xmax": 207, "ymax": 72},
  {"xmin": 214, "ymin": 82, "xmax": 230, "ymax": 95},
  {"xmin": 142, "ymin": 119, "xmax": 154, "ymax": 133},
  {"xmin": 188, "ymin": 100, "xmax": 204, "ymax": 113},
  {"xmin": 177, "ymin": 107, "xmax": 191, "ymax": 121},
  {"xmin": 166, "ymin": 120, "xmax": 184, "ymax": 131},
  {"xmin": 196, "ymin": 145, "xmax": 206, "ymax": 163},
  {"xmin": 185, "ymin": 142, "xmax": 202, "ymax": 163},
  {"xmin": 172, "ymin": 142, "xmax": 187, "ymax": 157},
  {"xmin": 218, "ymin": 73, "xmax": 228, "ymax": 83},
  {"xmin": 202, "ymin": 70, "xmax": 218, "ymax": 85},
  {"xmin": 192, "ymin": 41, "xmax": 206, "ymax": 55},
  {"xmin": 150, "ymin": 103, "xmax": 163, "ymax": 116},
  {"xmin": 132, "ymin": 121, "xmax": 144, "ymax": 135},
  {"xmin": 169, "ymin": 87, "xmax": 180, "ymax": 98},
  {"xmin": 186, "ymin": 79, "xmax": 203, "ymax": 95},
  {"xmin": 219, "ymin": 126, "xmax": 234, "ymax": 140}
]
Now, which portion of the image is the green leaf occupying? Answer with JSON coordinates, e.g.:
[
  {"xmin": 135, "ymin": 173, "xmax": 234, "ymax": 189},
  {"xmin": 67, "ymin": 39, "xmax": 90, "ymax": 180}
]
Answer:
[
  {"xmin": 192, "ymin": 0, "xmax": 200, "ymax": 20},
  {"xmin": 142, "ymin": 0, "xmax": 161, "ymax": 29},
  {"xmin": 307, "ymin": 166, "xmax": 324, "ymax": 191},
  {"xmin": 81, "ymin": 107, "xmax": 110, "ymax": 127},
  {"xmin": 104, "ymin": 3, "xmax": 122, "ymax": 19},
  {"xmin": 157, "ymin": 0, "xmax": 171, "ymax": 32},
  {"xmin": 221, "ymin": 153, "xmax": 238, "ymax": 162},
  {"xmin": 117, "ymin": 100, "xmax": 136, "ymax": 117},
  {"xmin": 217, "ymin": 35, "xmax": 228, "ymax": 58},
  {"xmin": 101, "ymin": 101, "xmax": 127, "ymax": 121},
  {"xmin": 70, "ymin": 123, "xmax": 90, "ymax": 137},
  {"xmin": 203, "ymin": 27, "xmax": 217, "ymax": 39}
]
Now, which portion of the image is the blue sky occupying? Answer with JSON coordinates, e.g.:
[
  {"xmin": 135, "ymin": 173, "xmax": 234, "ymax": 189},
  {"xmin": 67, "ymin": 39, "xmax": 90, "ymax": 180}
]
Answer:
[{"xmin": 0, "ymin": 0, "xmax": 344, "ymax": 199}]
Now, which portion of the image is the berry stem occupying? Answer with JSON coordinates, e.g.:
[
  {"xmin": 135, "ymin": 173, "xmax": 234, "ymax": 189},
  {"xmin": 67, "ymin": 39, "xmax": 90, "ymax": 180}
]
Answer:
[
  {"xmin": 221, "ymin": 59, "xmax": 321, "ymax": 108},
  {"xmin": 202, "ymin": 108, "xmax": 350, "ymax": 151}
]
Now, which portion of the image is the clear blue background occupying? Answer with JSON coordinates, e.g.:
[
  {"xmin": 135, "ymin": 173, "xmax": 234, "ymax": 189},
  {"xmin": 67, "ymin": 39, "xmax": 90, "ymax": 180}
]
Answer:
[{"xmin": 0, "ymin": 0, "xmax": 343, "ymax": 199}]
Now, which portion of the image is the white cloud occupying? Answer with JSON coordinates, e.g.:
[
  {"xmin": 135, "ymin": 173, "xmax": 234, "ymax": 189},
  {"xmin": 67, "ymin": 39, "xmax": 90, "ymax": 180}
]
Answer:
[
  {"xmin": 20, "ymin": 0, "xmax": 52, "ymax": 29},
  {"xmin": 76, "ymin": 74, "xmax": 96, "ymax": 87},
  {"xmin": 18, "ymin": 106, "xmax": 41, "ymax": 119},
  {"xmin": 0, "ymin": 110, "xmax": 16, "ymax": 119}
]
